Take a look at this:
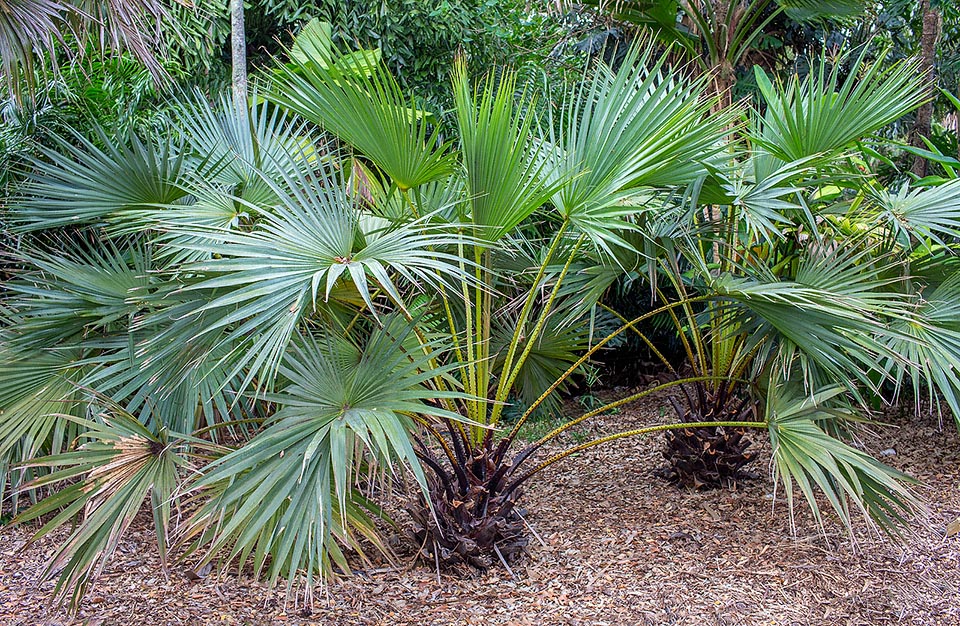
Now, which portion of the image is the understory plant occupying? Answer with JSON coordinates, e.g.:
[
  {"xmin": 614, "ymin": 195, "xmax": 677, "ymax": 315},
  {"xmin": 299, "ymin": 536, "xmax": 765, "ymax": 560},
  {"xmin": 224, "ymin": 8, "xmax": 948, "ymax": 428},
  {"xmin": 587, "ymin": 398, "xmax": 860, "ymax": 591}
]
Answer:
[{"xmin": 2, "ymin": 39, "xmax": 959, "ymax": 609}]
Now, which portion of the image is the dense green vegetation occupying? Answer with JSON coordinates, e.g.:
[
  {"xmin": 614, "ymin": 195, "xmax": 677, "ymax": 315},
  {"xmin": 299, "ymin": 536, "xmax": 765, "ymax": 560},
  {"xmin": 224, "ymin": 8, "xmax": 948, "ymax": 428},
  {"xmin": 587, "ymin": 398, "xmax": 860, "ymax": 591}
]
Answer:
[{"xmin": 2, "ymin": 0, "xmax": 960, "ymax": 611}]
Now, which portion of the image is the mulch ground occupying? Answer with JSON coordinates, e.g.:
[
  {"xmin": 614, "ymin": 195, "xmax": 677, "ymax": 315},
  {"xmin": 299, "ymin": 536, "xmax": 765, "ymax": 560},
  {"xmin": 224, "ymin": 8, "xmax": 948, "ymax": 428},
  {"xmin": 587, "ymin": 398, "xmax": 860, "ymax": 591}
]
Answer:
[{"xmin": 2, "ymin": 393, "xmax": 959, "ymax": 626}]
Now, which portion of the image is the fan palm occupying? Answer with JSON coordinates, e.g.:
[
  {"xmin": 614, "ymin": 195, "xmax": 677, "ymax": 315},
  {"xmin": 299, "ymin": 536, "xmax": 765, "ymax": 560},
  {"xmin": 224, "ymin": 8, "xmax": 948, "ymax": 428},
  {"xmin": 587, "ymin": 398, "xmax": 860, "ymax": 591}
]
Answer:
[
  {"xmin": 0, "ymin": 41, "xmax": 944, "ymax": 609},
  {"xmin": 580, "ymin": 0, "xmax": 871, "ymax": 107},
  {"xmin": 621, "ymin": 50, "xmax": 960, "ymax": 489},
  {"xmin": 0, "ymin": 0, "xmax": 175, "ymax": 99}
]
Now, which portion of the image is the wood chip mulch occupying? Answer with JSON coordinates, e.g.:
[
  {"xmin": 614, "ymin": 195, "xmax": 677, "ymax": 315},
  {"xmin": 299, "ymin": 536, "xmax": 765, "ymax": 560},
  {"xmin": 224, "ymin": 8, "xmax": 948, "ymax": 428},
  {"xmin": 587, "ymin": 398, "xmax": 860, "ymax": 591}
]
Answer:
[{"xmin": 2, "ymin": 394, "xmax": 959, "ymax": 626}]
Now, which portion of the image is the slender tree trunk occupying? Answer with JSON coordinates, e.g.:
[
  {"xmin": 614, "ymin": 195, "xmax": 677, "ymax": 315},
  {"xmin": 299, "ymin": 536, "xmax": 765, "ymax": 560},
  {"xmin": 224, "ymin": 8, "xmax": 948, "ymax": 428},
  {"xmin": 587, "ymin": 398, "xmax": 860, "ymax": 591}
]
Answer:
[
  {"xmin": 911, "ymin": 0, "xmax": 941, "ymax": 178},
  {"xmin": 231, "ymin": 0, "xmax": 248, "ymax": 105}
]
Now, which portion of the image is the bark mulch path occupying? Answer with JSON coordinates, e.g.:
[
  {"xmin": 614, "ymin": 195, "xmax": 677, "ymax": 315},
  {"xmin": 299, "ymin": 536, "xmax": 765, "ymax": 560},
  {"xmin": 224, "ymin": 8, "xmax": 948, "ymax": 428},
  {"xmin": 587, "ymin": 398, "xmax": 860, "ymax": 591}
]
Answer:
[{"xmin": 2, "ymin": 395, "xmax": 959, "ymax": 626}]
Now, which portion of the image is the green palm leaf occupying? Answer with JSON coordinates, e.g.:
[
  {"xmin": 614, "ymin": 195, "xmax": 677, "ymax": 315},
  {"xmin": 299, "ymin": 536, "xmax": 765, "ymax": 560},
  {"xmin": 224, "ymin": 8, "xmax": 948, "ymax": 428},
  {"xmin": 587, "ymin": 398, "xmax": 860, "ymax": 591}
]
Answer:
[
  {"xmin": 766, "ymin": 383, "xmax": 920, "ymax": 536},
  {"xmin": 753, "ymin": 51, "xmax": 926, "ymax": 167},
  {"xmin": 709, "ymin": 250, "xmax": 908, "ymax": 397},
  {"xmin": 10, "ymin": 403, "xmax": 186, "ymax": 607},
  {"xmin": 452, "ymin": 62, "xmax": 563, "ymax": 242},
  {"xmin": 13, "ymin": 128, "xmax": 186, "ymax": 231},
  {"xmin": 181, "ymin": 323, "xmax": 467, "ymax": 594},
  {"xmin": 172, "ymin": 90, "xmax": 321, "ymax": 206},
  {"xmin": 148, "ymin": 158, "xmax": 477, "ymax": 395},
  {"xmin": 880, "ymin": 273, "xmax": 960, "ymax": 427},
  {"xmin": 267, "ymin": 42, "xmax": 455, "ymax": 192},
  {"xmin": 3, "ymin": 241, "xmax": 154, "ymax": 348},
  {"xmin": 870, "ymin": 180, "xmax": 960, "ymax": 249},
  {"xmin": 548, "ymin": 44, "xmax": 734, "ymax": 254},
  {"xmin": 778, "ymin": 0, "xmax": 867, "ymax": 21},
  {"xmin": 0, "ymin": 342, "xmax": 85, "ymax": 513},
  {"xmin": 77, "ymin": 332, "xmax": 251, "ymax": 435}
]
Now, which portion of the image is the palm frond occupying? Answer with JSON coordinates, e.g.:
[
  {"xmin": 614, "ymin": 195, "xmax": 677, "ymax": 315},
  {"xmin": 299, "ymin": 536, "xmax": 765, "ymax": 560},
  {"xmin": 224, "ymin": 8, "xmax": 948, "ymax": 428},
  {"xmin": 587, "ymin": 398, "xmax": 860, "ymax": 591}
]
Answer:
[
  {"xmin": 880, "ymin": 273, "xmax": 960, "ymax": 426},
  {"xmin": 452, "ymin": 62, "xmax": 562, "ymax": 242},
  {"xmin": 172, "ymin": 90, "xmax": 321, "ymax": 205},
  {"xmin": 753, "ymin": 51, "xmax": 926, "ymax": 167},
  {"xmin": 719, "ymin": 157, "xmax": 814, "ymax": 245},
  {"xmin": 10, "ymin": 403, "xmax": 186, "ymax": 607},
  {"xmin": 147, "ymin": 158, "xmax": 477, "ymax": 396},
  {"xmin": 0, "ymin": 342, "xmax": 85, "ymax": 512},
  {"xmin": 267, "ymin": 42, "xmax": 455, "ymax": 192},
  {"xmin": 12, "ymin": 127, "xmax": 185, "ymax": 231},
  {"xmin": 766, "ymin": 383, "xmax": 920, "ymax": 537},
  {"xmin": 3, "ymin": 240, "xmax": 154, "ymax": 347},
  {"xmin": 870, "ymin": 180, "xmax": 960, "ymax": 250},
  {"xmin": 548, "ymin": 44, "xmax": 734, "ymax": 254},
  {"xmin": 0, "ymin": 0, "xmax": 66, "ymax": 98},
  {"xmin": 181, "ymin": 323, "xmax": 468, "ymax": 595},
  {"xmin": 492, "ymin": 311, "xmax": 601, "ymax": 419},
  {"xmin": 710, "ymin": 250, "xmax": 909, "ymax": 398}
]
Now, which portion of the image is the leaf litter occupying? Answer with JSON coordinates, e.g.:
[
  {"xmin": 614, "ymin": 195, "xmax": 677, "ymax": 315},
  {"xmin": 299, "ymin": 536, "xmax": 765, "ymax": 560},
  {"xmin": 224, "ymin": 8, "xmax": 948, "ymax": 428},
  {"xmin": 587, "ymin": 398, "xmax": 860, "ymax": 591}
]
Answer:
[{"xmin": 1, "ymin": 393, "xmax": 959, "ymax": 625}]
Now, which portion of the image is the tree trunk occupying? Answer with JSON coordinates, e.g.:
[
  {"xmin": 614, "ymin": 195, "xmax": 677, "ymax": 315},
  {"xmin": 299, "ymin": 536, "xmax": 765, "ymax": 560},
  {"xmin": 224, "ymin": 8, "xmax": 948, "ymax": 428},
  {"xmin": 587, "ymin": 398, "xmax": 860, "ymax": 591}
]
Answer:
[
  {"xmin": 911, "ymin": 0, "xmax": 941, "ymax": 178},
  {"xmin": 231, "ymin": 0, "xmax": 248, "ymax": 105}
]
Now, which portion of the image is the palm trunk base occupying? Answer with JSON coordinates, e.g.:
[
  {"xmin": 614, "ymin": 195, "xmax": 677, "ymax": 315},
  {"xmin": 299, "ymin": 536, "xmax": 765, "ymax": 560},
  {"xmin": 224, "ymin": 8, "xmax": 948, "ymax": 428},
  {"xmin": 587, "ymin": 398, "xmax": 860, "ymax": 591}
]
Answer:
[
  {"xmin": 406, "ymin": 446, "xmax": 529, "ymax": 570},
  {"xmin": 656, "ymin": 423, "xmax": 758, "ymax": 489}
]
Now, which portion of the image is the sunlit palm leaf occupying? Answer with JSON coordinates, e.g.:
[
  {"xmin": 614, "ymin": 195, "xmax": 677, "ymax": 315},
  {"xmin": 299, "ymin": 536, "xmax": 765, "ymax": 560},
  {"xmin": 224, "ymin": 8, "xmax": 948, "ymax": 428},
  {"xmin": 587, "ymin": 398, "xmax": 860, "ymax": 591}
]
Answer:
[{"xmin": 268, "ymin": 43, "xmax": 455, "ymax": 191}]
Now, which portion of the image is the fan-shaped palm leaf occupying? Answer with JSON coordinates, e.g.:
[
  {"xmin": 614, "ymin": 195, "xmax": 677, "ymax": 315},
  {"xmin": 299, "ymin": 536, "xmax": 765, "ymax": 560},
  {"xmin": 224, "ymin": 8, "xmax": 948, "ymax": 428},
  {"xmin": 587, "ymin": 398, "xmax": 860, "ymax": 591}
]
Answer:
[
  {"xmin": 10, "ymin": 403, "xmax": 186, "ymax": 607},
  {"xmin": 181, "ymin": 323, "xmax": 469, "ymax": 595},
  {"xmin": 709, "ymin": 250, "xmax": 909, "ymax": 397},
  {"xmin": 870, "ymin": 180, "xmax": 960, "ymax": 250},
  {"xmin": 547, "ymin": 44, "xmax": 734, "ymax": 254},
  {"xmin": 880, "ymin": 273, "xmax": 960, "ymax": 426},
  {"xmin": 3, "ymin": 240, "xmax": 154, "ymax": 347},
  {"xmin": 766, "ymin": 383, "xmax": 919, "ymax": 536},
  {"xmin": 753, "ymin": 51, "xmax": 926, "ymax": 167},
  {"xmin": 267, "ymin": 43, "xmax": 455, "ymax": 192},
  {"xmin": 172, "ymin": 90, "xmax": 321, "ymax": 206},
  {"xmin": 147, "ymin": 158, "xmax": 477, "ymax": 395},
  {"xmin": 13, "ymin": 127, "xmax": 185, "ymax": 231},
  {"xmin": 452, "ymin": 62, "xmax": 563, "ymax": 242},
  {"xmin": 0, "ymin": 342, "xmax": 85, "ymax": 512}
]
